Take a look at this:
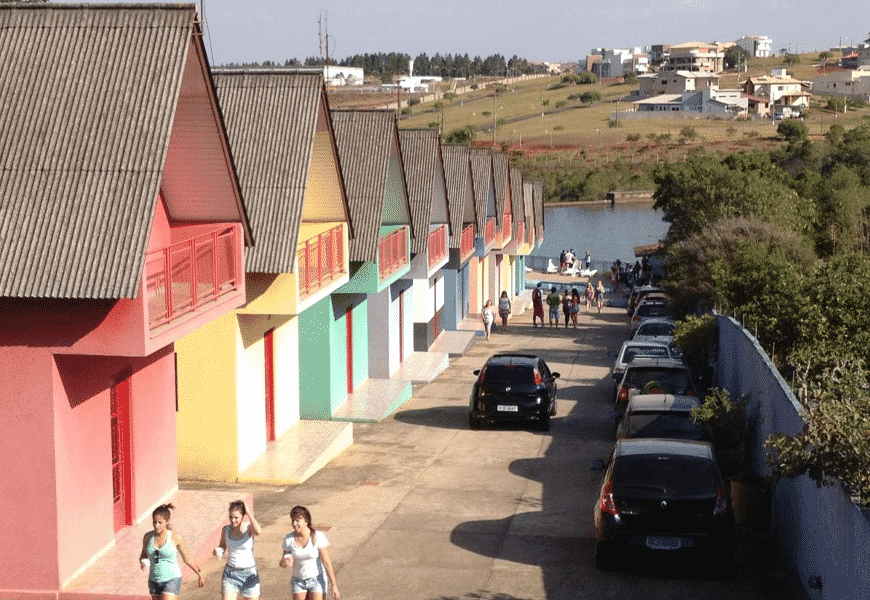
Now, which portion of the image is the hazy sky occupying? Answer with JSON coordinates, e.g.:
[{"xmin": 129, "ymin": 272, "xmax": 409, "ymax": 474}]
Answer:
[{"xmin": 84, "ymin": 1, "xmax": 870, "ymax": 65}]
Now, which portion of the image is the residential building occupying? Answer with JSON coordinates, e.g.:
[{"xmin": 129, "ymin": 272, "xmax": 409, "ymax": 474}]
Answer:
[
  {"xmin": 504, "ymin": 166, "xmax": 532, "ymax": 295},
  {"xmin": 175, "ymin": 69, "xmax": 355, "ymax": 485},
  {"xmin": 664, "ymin": 41, "xmax": 724, "ymax": 73},
  {"xmin": 590, "ymin": 48, "xmax": 634, "ymax": 78},
  {"xmin": 735, "ymin": 35, "xmax": 773, "ymax": 58},
  {"xmin": 469, "ymin": 149, "xmax": 499, "ymax": 312},
  {"xmin": 743, "ymin": 75, "xmax": 811, "ymax": 116},
  {"xmin": 0, "ymin": 5, "xmax": 252, "ymax": 596},
  {"xmin": 490, "ymin": 151, "xmax": 515, "ymax": 302},
  {"xmin": 812, "ymin": 66, "xmax": 870, "ymax": 101},
  {"xmin": 633, "ymin": 88, "xmax": 747, "ymax": 116},
  {"xmin": 637, "ymin": 71, "xmax": 720, "ymax": 97},
  {"xmin": 324, "ymin": 65, "xmax": 365, "ymax": 86},
  {"xmin": 650, "ymin": 44, "xmax": 671, "ymax": 66},
  {"xmin": 859, "ymin": 44, "xmax": 870, "ymax": 67}
]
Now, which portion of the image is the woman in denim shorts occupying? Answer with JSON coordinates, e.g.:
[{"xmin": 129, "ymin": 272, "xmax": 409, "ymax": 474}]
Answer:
[
  {"xmin": 279, "ymin": 506, "xmax": 341, "ymax": 600},
  {"xmin": 139, "ymin": 503, "xmax": 205, "ymax": 599},
  {"xmin": 215, "ymin": 500, "xmax": 262, "ymax": 600}
]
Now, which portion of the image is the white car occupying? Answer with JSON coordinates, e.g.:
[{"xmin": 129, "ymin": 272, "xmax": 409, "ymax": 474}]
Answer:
[
  {"xmin": 631, "ymin": 318, "xmax": 676, "ymax": 344},
  {"xmin": 610, "ymin": 340, "xmax": 674, "ymax": 382}
]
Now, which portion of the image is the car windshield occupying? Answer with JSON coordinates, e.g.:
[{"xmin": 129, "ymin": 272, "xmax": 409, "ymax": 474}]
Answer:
[
  {"xmin": 624, "ymin": 368, "xmax": 692, "ymax": 394},
  {"xmin": 622, "ymin": 346, "xmax": 669, "ymax": 362},
  {"xmin": 613, "ymin": 455, "xmax": 718, "ymax": 495},
  {"xmin": 482, "ymin": 364, "xmax": 534, "ymax": 384},
  {"xmin": 636, "ymin": 323, "xmax": 675, "ymax": 337},
  {"xmin": 627, "ymin": 412, "xmax": 705, "ymax": 440}
]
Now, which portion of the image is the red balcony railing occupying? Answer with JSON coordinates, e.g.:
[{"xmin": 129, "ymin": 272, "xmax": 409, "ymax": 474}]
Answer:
[
  {"xmin": 379, "ymin": 226, "xmax": 408, "ymax": 280},
  {"xmin": 427, "ymin": 224, "xmax": 448, "ymax": 269},
  {"xmin": 516, "ymin": 220, "xmax": 525, "ymax": 246},
  {"xmin": 484, "ymin": 217, "xmax": 497, "ymax": 246},
  {"xmin": 298, "ymin": 225, "xmax": 345, "ymax": 299},
  {"xmin": 460, "ymin": 223, "xmax": 475, "ymax": 257},
  {"xmin": 502, "ymin": 213, "xmax": 512, "ymax": 240},
  {"xmin": 145, "ymin": 227, "xmax": 240, "ymax": 331}
]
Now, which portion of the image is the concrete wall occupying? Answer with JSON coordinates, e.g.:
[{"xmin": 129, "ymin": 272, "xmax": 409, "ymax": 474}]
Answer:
[{"xmin": 717, "ymin": 315, "xmax": 870, "ymax": 600}]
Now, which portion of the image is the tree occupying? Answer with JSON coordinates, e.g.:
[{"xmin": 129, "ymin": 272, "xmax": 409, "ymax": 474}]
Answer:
[
  {"xmin": 818, "ymin": 51, "xmax": 833, "ymax": 67},
  {"xmin": 777, "ymin": 118, "xmax": 809, "ymax": 143},
  {"xmin": 443, "ymin": 126, "xmax": 474, "ymax": 144},
  {"xmin": 783, "ymin": 53, "xmax": 801, "ymax": 67},
  {"xmin": 724, "ymin": 45, "xmax": 748, "ymax": 70}
]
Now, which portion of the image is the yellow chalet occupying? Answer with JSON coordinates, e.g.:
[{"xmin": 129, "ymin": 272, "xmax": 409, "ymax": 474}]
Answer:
[{"xmin": 176, "ymin": 70, "xmax": 354, "ymax": 484}]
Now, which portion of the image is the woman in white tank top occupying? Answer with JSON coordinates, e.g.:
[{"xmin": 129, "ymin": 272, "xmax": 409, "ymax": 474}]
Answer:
[{"xmin": 215, "ymin": 500, "xmax": 262, "ymax": 600}]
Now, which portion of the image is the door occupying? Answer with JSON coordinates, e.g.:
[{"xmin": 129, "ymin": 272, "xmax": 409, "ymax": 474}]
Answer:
[
  {"xmin": 111, "ymin": 370, "xmax": 133, "ymax": 532},
  {"xmin": 346, "ymin": 306, "xmax": 353, "ymax": 394},
  {"xmin": 265, "ymin": 329, "xmax": 275, "ymax": 442}
]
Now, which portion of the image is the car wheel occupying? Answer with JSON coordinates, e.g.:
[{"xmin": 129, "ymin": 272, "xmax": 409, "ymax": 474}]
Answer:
[
  {"xmin": 468, "ymin": 413, "xmax": 483, "ymax": 430},
  {"xmin": 537, "ymin": 412, "xmax": 551, "ymax": 432},
  {"xmin": 594, "ymin": 541, "xmax": 615, "ymax": 571}
]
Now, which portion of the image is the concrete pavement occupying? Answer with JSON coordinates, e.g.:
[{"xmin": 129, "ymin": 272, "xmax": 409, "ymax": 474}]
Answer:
[{"xmin": 178, "ymin": 294, "xmax": 807, "ymax": 600}]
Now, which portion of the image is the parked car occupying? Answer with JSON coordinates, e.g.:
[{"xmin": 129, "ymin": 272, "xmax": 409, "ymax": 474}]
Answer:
[
  {"xmin": 592, "ymin": 439, "xmax": 735, "ymax": 573},
  {"xmin": 630, "ymin": 300, "xmax": 672, "ymax": 336},
  {"xmin": 632, "ymin": 318, "xmax": 676, "ymax": 344},
  {"xmin": 469, "ymin": 354, "xmax": 560, "ymax": 431},
  {"xmin": 610, "ymin": 340, "xmax": 674, "ymax": 382},
  {"xmin": 627, "ymin": 285, "xmax": 664, "ymax": 316},
  {"xmin": 615, "ymin": 394, "xmax": 705, "ymax": 441},
  {"xmin": 614, "ymin": 358, "xmax": 695, "ymax": 416}
]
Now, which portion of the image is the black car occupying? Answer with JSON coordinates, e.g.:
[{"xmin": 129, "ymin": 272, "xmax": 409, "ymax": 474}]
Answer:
[
  {"xmin": 469, "ymin": 354, "xmax": 560, "ymax": 431},
  {"xmin": 593, "ymin": 439, "xmax": 735, "ymax": 574}
]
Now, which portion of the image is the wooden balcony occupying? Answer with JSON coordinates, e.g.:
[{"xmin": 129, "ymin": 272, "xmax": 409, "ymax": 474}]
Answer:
[
  {"xmin": 460, "ymin": 223, "xmax": 475, "ymax": 258},
  {"xmin": 298, "ymin": 224, "xmax": 345, "ymax": 299},
  {"xmin": 379, "ymin": 226, "xmax": 408, "ymax": 281},
  {"xmin": 516, "ymin": 220, "xmax": 525, "ymax": 247},
  {"xmin": 484, "ymin": 217, "xmax": 497, "ymax": 246},
  {"xmin": 501, "ymin": 212, "xmax": 512, "ymax": 242},
  {"xmin": 427, "ymin": 224, "xmax": 448, "ymax": 269},
  {"xmin": 145, "ymin": 227, "xmax": 241, "ymax": 331}
]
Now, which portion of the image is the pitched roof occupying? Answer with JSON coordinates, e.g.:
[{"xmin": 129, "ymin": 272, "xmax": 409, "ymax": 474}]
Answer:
[
  {"xmin": 469, "ymin": 148, "xmax": 494, "ymax": 231},
  {"xmin": 441, "ymin": 144, "xmax": 477, "ymax": 248},
  {"xmin": 398, "ymin": 129, "xmax": 449, "ymax": 255},
  {"xmin": 532, "ymin": 180, "xmax": 545, "ymax": 233},
  {"xmin": 331, "ymin": 109, "xmax": 412, "ymax": 262},
  {"xmin": 492, "ymin": 151, "xmax": 510, "ymax": 226},
  {"xmin": 0, "ymin": 4, "xmax": 247, "ymax": 299},
  {"xmin": 213, "ymin": 69, "xmax": 349, "ymax": 273},
  {"xmin": 509, "ymin": 167, "xmax": 524, "ymax": 236}
]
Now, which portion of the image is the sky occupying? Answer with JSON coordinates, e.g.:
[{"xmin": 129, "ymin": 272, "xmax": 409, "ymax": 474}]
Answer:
[{"xmin": 80, "ymin": 1, "xmax": 870, "ymax": 66}]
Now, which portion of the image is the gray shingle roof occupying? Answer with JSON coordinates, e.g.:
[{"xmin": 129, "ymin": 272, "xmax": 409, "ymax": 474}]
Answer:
[
  {"xmin": 492, "ymin": 151, "xmax": 510, "ymax": 228},
  {"xmin": 509, "ymin": 167, "xmax": 524, "ymax": 237},
  {"xmin": 469, "ymin": 148, "xmax": 494, "ymax": 232},
  {"xmin": 0, "ymin": 4, "xmax": 241, "ymax": 299},
  {"xmin": 441, "ymin": 144, "xmax": 477, "ymax": 248},
  {"xmin": 397, "ymin": 129, "xmax": 449, "ymax": 255},
  {"xmin": 532, "ymin": 179, "xmax": 545, "ymax": 233},
  {"xmin": 331, "ymin": 109, "xmax": 412, "ymax": 262},
  {"xmin": 213, "ymin": 69, "xmax": 349, "ymax": 273}
]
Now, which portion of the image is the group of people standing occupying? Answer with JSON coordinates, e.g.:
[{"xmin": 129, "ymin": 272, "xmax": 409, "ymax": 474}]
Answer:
[
  {"xmin": 139, "ymin": 502, "xmax": 340, "ymax": 600},
  {"xmin": 531, "ymin": 279, "xmax": 605, "ymax": 328},
  {"xmin": 558, "ymin": 248, "xmax": 592, "ymax": 274},
  {"xmin": 480, "ymin": 290, "xmax": 513, "ymax": 340}
]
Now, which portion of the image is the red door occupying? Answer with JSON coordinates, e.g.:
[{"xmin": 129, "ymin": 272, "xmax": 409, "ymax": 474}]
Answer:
[
  {"xmin": 346, "ymin": 306, "xmax": 353, "ymax": 394},
  {"xmin": 265, "ymin": 329, "xmax": 275, "ymax": 442},
  {"xmin": 111, "ymin": 371, "xmax": 133, "ymax": 532}
]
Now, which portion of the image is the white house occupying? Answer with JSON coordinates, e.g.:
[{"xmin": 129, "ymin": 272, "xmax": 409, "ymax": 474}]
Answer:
[
  {"xmin": 324, "ymin": 66, "xmax": 364, "ymax": 86},
  {"xmin": 637, "ymin": 70, "xmax": 720, "ymax": 97},
  {"xmin": 633, "ymin": 88, "xmax": 747, "ymax": 116},
  {"xmin": 812, "ymin": 66, "xmax": 870, "ymax": 101},
  {"xmin": 735, "ymin": 35, "xmax": 773, "ymax": 58}
]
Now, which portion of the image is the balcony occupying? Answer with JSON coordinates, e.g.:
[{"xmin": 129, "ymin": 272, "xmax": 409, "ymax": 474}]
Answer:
[
  {"xmin": 460, "ymin": 223, "xmax": 475, "ymax": 258},
  {"xmin": 379, "ymin": 226, "xmax": 408, "ymax": 281},
  {"xmin": 427, "ymin": 224, "xmax": 448, "ymax": 269},
  {"xmin": 502, "ymin": 213, "xmax": 512, "ymax": 242},
  {"xmin": 484, "ymin": 217, "xmax": 497, "ymax": 246},
  {"xmin": 145, "ymin": 227, "xmax": 241, "ymax": 332},
  {"xmin": 298, "ymin": 224, "xmax": 345, "ymax": 299},
  {"xmin": 516, "ymin": 220, "xmax": 525, "ymax": 247}
]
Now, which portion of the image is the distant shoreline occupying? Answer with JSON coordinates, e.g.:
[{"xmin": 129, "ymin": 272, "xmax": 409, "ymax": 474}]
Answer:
[{"xmin": 545, "ymin": 197, "xmax": 655, "ymax": 207}]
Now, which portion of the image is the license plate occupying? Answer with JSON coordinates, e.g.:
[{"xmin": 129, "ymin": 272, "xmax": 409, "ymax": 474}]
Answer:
[
  {"xmin": 497, "ymin": 405, "xmax": 519, "ymax": 412},
  {"xmin": 646, "ymin": 535, "xmax": 682, "ymax": 550}
]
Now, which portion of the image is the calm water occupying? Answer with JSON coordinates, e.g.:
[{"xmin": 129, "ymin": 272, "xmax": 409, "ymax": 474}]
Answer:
[{"xmin": 530, "ymin": 202, "xmax": 669, "ymax": 269}]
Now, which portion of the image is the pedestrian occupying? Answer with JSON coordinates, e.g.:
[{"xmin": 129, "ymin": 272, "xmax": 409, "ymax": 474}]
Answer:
[
  {"xmin": 611, "ymin": 263, "xmax": 619, "ymax": 292},
  {"xmin": 280, "ymin": 506, "xmax": 341, "ymax": 600},
  {"xmin": 585, "ymin": 282, "xmax": 595, "ymax": 312},
  {"xmin": 546, "ymin": 286, "xmax": 561, "ymax": 328},
  {"xmin": 531, "ymin": 282, "xmax": 544, "ymax": 328},
  {"xmin": 596, "ymin": 280, "xmax": 606, "ymax": 313},
  {"xmin": 481, "ymin": 299, "xmax": 494, "ymax": 340},
  {"xmin": 565, "ymin": 249, "xmax": 575, "ymax": 270},
  {"xmin": 584, "ymin": 250, "xmax": 592, "ymax": 270},
  {"xmin": 559, "ymin": 249, "xmax": 567, "ymax": 274},
  {"xmin": 139, "ymin": 503, "xmax": 205, "ymax": 599},
  {"xmin": 215, "ymin": 500, "xmax": 262, "ymax": 600},
  {"xmin": 498, "ymin": 290, "xmax": 511, "ymax": 330},
  {"xmin": 561, "ymin": 289, "xmax": 572, "ymax": 328},
  {"xmin": 570, "ymin": 287, "xmax": 580, "ymax": 328}
]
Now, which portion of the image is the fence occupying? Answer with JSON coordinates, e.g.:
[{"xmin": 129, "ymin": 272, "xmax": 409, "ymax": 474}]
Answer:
[
  {"xmin": 378, "ymin": 227, "xmax": 408, "ymax": 280},
  {"xmin": 716, "ymin": 315, "xmax": 870, "ymax": 600},
  {"xmin": 298, "ymin": 225, "xmax": 345, "ymax": 299}
]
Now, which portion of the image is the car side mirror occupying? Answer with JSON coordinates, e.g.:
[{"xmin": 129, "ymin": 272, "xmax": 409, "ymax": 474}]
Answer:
[
  {"xmin": 591, "ymin": 459, "xmax": 606, "ymax": 472},
  {"xmin": 473, "ymin": 369, "xmax": 481, "ymax": 376},
  {"xmin": 550, "ymin": 372, "xmax": 561, "ymax": 379}
]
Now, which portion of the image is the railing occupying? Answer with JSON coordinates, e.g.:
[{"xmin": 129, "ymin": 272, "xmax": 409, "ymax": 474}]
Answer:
[
  {"xmin": 427, "ymin": 224, "xmax": 448, "ymax": 269},
  {"xmin": 516, "ymin": 220, "xmax": 525, "ymax": 246},
  {"xmin": 298, "ymin": 225, "xmax": 345, "ymax": 299},
  {"xmin": 145, "ymin": 227, "xmax": 240, "ymax": 331},
  {"xmin": 379, "ymin": 226, "xmax": 408, "ymax": 280},
  {"xmin": 502, "ymin": 213, "xmax": 512, "ymax": 241},
  {"xmin": 484, "ymin": 217, "xmax": 497, "ymax": 246},
  {"xmin": 460, "ymin": 223, "xmax": 475, "ymax": 257}
]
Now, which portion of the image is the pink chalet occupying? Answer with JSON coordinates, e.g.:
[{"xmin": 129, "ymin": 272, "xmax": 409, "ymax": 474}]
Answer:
[{"xmin": 0, "ymin": 4, "xmax": 252, "ymax": 597}]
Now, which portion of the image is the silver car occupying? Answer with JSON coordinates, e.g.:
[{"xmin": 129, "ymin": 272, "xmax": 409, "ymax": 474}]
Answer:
[
  {"xmin": 615, "ymin": 393, "xmax": 705, "ymax": 440},
  {"xmin": 610, "ymin": 340, "xmax": 674, "ymax": 382}
]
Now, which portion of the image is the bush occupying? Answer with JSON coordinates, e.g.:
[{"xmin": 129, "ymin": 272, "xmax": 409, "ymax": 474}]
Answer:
[
  {"xmin": 776, "ymin": 118, "xmax": 808, "ymax": 143},
  {"xmin": 626, "ymin": 133, "xmax": 641, "ymax": 142},
  {"xmin": 481, "ymin": 110, "xmax": 491, "ymax": 117},
  {"xmin": 443, "ymin": 125, "xmax": 475, "ymax": 144},
  {"xmin": 555, "ymin": 100, "xmax": 567, "ymax": 109},
  {"xmin": 443, "ymin": 92, "xmax": 457, "ymax": 101},
  {"xmin": 655, "ymin": 133, "xmax": 671, "ymax": 142},
  {"xmin": 433, "ymin": 101, "xmax": 444, "ymax": 110},
  {"xmin": 553, "ymin": 125, "xmax": 564, "ymax": 131},
  {"xmin": 542, "ymin": 99, "xmax": 550, "ymax": 106},
  {"xmin": 408, "ymin": 97, "xmax": 421, "ymax": 106},
  {"xmin": 427, "ymin": 122, "xmax": 439, "ymax": 129},
  {"xmin": 726, "ymin": 126, "xmax": 737, "ymax": 137},
  {"xmin": 679, "ymin": 125, "xmax": 698, "ymax": 140},
  {"xmin": 580, "ymin": 91, "xmax": 601, "ymax": 103},
  {"xmin": 497, "ymin": 118, "xmax": 507, "ymax": 126},
  {"xmin": 400, "ymin": 107, "xmax": 412, "ymax": 115}
]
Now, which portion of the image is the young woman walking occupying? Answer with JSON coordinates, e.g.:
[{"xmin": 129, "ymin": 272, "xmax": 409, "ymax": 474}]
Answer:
[
  {"xmin": 280, "ymin": 506, "xmax": 341, "ymax": 600},
  {"xmin": 215, "ymin": 500, "xmax": 262, "ymax": 600},
  {"xmin": 139, "ymin": 503, "xmax": 204, "ymax": 600}
]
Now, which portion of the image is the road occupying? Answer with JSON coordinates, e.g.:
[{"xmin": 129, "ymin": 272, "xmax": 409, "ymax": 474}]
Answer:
[{"xmin": 182, "ymin": 301, "xmax": 808, "ymax": 600}]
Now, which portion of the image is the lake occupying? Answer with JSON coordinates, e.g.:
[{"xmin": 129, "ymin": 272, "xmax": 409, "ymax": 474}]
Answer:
[{"xmin": 529, "ymin": 201, "xmax": 670, "ymax": 271}]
